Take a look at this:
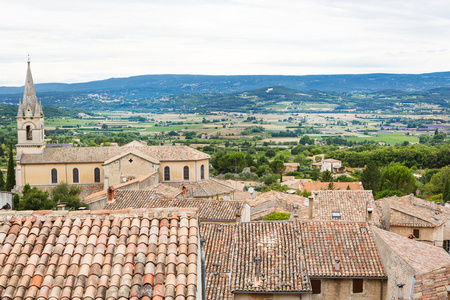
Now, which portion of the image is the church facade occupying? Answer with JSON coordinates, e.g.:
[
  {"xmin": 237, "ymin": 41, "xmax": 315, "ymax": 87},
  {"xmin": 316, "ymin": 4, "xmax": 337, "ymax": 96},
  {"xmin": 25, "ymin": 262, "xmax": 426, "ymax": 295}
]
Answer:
[{"xmin": 15, "ymin": 61, "xmax": 233, "ymax": 199}]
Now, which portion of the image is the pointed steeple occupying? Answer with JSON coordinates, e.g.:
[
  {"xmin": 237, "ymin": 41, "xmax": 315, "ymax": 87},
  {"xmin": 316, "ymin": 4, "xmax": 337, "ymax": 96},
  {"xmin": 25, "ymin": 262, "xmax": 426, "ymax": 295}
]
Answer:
[{"xmin": 18, "ymin": 58, "xmax": 43, "ymax": 117}]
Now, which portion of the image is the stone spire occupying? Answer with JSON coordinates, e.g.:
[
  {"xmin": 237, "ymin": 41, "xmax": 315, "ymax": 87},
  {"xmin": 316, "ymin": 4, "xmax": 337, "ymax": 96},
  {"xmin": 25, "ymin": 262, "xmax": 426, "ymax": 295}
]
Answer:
[{"xmin": 17, "ymin": 58, "xmax": 43, "ymax": 117}]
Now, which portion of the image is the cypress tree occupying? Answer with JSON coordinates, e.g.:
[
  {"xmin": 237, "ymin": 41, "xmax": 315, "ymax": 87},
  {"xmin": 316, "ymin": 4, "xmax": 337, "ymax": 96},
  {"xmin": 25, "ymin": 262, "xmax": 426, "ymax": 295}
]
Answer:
[
  {"xmin": 0, "ymin": 169, "xmax": 4, "ymax": 191},
  {"xmin": 5, "ymin": 144, "xmax": 15, "ymax": 192},
  {"xmin": 444, "ymin": 178, "xmax": 450, "ymax": 204}
]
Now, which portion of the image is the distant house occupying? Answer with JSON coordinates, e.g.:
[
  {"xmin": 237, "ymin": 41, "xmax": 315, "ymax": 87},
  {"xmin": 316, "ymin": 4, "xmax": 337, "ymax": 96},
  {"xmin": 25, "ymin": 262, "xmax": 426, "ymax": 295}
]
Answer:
[{"xmin": 311, "ymin": 158, "xmax": 344, "ymax": 173}]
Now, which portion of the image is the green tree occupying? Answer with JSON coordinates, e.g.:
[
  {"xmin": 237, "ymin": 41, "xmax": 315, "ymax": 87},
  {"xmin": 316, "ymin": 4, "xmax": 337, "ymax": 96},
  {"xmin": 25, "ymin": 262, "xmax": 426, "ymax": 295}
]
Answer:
[
  {"xmin": 361, "ymin": 163, "xmax": 381, "ymax": 192},
  {"xmin": 51, "ymin": 183, "xmax": 87, "ymax": 210},
  {"xmin": 17, "ymin": 184, "xmax": 56, "ymax": 211},
  {"xmin": 321, "ymin": 170, "xmax": 334, "ymax": 182},
  {"xmin": 265, "ymin": 149, "xmax": 276, "ymax": 158},
  {"xmin": 443, "ymin": 178, "xmax": 450, "ymax": 204},
  {"xmin": 379, "ymin": 165, "xmax": 415, "ymax": 195},
  {"xmin": 5, "ymin": 144, "xmax": 15, "ymax": 192},
  {"xmin": 270, "ymin": 159, "xmax": 286, "ymax": 182},
  {"xmin": 0, "ymin": 169, "xmax": 4, "ymax": 191}
]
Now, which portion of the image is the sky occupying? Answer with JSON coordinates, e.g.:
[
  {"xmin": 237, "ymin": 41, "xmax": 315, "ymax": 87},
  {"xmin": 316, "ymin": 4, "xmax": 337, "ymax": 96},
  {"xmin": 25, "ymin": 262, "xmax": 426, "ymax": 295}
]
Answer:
[{"xmin": 1, "ymin": 0, "xmax": 450, "ymax": 86}]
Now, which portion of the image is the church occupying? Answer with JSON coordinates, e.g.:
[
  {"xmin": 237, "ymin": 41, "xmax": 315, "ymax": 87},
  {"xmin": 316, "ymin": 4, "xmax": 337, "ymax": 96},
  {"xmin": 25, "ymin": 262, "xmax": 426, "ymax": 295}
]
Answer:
[{"xmin": 15, "ymin": 60, "xmax": 234, "ymax": 201}]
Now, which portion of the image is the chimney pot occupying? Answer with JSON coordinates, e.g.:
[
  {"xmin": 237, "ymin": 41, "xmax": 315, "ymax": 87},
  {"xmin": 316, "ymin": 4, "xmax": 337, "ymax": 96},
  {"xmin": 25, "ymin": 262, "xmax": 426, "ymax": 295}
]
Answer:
[
  {"xmin": 107, "ymin": 186, "xmax": 115, "ymax": 202},
  {"xmin": 334, "ymin": 258, "xmax": 341, "ymax": 272}
]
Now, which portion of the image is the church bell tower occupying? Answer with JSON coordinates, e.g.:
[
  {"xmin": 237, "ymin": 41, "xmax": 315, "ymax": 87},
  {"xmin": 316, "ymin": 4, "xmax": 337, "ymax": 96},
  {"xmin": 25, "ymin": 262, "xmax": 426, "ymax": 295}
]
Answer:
[{"xmin": 16, "ymin": 58, "xmax": 45, "ymax": 156}]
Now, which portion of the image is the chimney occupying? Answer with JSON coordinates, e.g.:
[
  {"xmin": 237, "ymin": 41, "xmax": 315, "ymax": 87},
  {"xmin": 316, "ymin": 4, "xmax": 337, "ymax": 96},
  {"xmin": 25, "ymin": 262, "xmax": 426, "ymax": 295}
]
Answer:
[
  {"xmin": 107, "ymin": 186, "xmax": 115, "ymax": 202},
  {"xmin": 334, "ymin": 258, "xmax": 341, "ymax": 272},
  {"xmin": 396, "ymin": 282, "xmax": 405, "ymax": 299},
  {"xmin": 235, "ymin": 213, "xmax": 241, "ymax": 223},
  {"xmin": 308, "ymin": 196, "xmax": 314, "ymax": 219},
  {"xmin": 367, "ymin": 207, "xmax": 373, "ymax": 222}
]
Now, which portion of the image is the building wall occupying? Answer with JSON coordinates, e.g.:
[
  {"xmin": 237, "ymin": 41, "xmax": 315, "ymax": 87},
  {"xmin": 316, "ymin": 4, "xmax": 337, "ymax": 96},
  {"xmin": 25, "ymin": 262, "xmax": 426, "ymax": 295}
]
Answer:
[
  {"xmin": 104, "ymin": 154, "xmax": 157, "ymax": 187},
  {"xmin": 310, "ymin": 278, "xmax": 386, "ymax": 300},
  {"xmin": 20, "ymin": 162, "xmax": 104, "ymax": 185},
  {"xmin": 0, "ymin": 192, "xmax": 13, "ymax": 209},
  {"xmin": 373, "ymin": 230, "xmax": 416, "ymax": 300},
  {"xmin": 159, "ymin": 159, "xmax": 209, "ymax": 182},
  {"xmin": 389, "ymin": 225, "xmax": 440, "ymax": 247},
  {"xmin": 233, "ymin": 279, "xmax": 385, "ymax": 300}
]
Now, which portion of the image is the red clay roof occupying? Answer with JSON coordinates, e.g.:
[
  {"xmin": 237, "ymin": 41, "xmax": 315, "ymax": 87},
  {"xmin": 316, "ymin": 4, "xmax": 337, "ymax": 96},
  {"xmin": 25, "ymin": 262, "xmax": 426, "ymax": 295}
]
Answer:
[
  {"xmin": 372, "ymin": 227, "xmax": 450, "ymax": 274},
  {"xmin": 299, "ymin": 220, "xmax": 386, "ymax": 278},
  {"xmin": 312, "ymin": 190, "xmax": 374, "ymax": 221},
  {"xmin": 0, "ymin": 208, "xmax": 199, "ymax": 300},
  {"xmin": 413, "ymin": 264, "xmax": 450, "ymax": 300},
  {"xmin": 104, "ymin": 190, "xmax": 246, "ymax": 221},
  {"xmin": 300, "ymin": 181, "xmax": 364, "ymax": 192}
]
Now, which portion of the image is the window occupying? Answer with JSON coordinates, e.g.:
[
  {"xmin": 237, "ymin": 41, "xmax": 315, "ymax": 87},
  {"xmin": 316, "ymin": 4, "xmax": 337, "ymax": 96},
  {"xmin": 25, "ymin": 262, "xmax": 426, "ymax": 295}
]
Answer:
[
  {"xmin": 332, "ymin": 211, "xmax": 341, "ymax": 219},
  {"xmin": 164, "ymin": 166, "xmax": 170, "ymax": 181},
  {"xmin": 444, "ymin": 240, "xmax": 450, "ymax": 252},
  {"xmin": 94, "ymin": 168, "xmax": 101, "ymax": 183},
  {"xmin": 51, "ymin": 169, "xmax": 58, "ymax": 184},
  {"xmin": 183, "ymin": 166, "xmax": 189, "ymax": 180},
  {"xmin": 26, "ymin": 125, "xmax": 32, "ymax": 140},
  {"xmin": 353, "ymin": 279, "xmax": 363, "ymax": 293},
  {"xmin": 73, "ymin": 168, "xmax": 79, "ymax": 183},
  {"xmin": 200, "ymin": 165, "xmax": 205, "ymax": 180},
  {"xmin": 311, "ymin": 279, "xmax": 321, "ymax": 294},
  {"xmin": 413, "ymin": 229, "xmax": 420, "ymax": 239}
]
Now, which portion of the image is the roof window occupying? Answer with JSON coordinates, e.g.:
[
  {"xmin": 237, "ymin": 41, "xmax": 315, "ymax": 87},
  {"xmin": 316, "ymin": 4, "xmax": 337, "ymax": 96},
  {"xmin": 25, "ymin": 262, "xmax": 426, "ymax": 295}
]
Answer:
[{"xmin": 332, "ymin": 211, "xmax": 341, "ymax": 219}]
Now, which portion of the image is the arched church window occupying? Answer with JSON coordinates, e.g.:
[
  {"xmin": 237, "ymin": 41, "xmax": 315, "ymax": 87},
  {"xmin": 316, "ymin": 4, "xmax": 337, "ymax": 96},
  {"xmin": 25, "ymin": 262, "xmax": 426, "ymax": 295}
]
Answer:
[
  {"xmin": 201, "ymin": 165, "xmax": 205, "ymax": 180},
  {"xmin": 94, "ymin": 168, "xmax": 101, "ymax": 183},
  {"xmin": 51, "ymin": 169, "xmax": 58, "ymax": 184},
  {"xmin": 164, "ymin": 166, "xmax": 170, "ymax": 181},
  {"xmin": 73, "ymin": 168, "xmax": 79, "ymax": 183},
  {"xmin": 26, "ymin": 125, "xmax": 32, "ymax": 140},
  {"xmin": 183, "ymin": 166, "xmax": 189, "ymax": 180}
]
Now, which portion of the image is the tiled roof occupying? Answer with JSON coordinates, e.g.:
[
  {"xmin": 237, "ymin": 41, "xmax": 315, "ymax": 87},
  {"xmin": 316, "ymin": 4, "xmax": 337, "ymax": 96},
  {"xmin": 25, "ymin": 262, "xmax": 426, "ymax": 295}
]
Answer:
[
  {"xmin": 104, "ymin": 190, "xmax": 245, "ymax": 221},
  {"xmin": 0, "ymin": 208, "xmax": 199, "ymax": 300},
  {"xmin": 413, "ymin": 264, "xmax": 450, "ymax": 300},
  {"xmin": 161, "ymin": 179, "xmax": 235, "ymax": 198},
  {"xmin": 200, "ymin": 224, "xmax": 235, "ymax": 300},
  {"xmin": 312, "ymin": 190, "xmax": 373, "ymax": 221},
  {"xmin": 381, "ymin": 194, "xmax": 450, "ymax": 227},
  {"xmin": 300, "ymin": 181, "xmax": 364, "ymax": 192},
  {"xmin": 372, "ymin": 227, "xmax": 450, "ymax": 273},
  {"xmin": 200, "ymin": 220, "xmax": 387, "ymax": 298},
  {"xmin": 230, "ymin": 221, "xmax": 311, "ymax": 293},
  {"xmin": 300, "ymin": 220, "xmax": 386, "ymax": 278},
  {"xmin": 83, "ymin": 172, "xmax": 158, "ymax": 204},
  {"xmin": 246, "ymin": 190, "xmax": 308, "ymax": 220},
  {"xmin": 20, "ymin": 144, "xmax": 210, "ymax": 164}
]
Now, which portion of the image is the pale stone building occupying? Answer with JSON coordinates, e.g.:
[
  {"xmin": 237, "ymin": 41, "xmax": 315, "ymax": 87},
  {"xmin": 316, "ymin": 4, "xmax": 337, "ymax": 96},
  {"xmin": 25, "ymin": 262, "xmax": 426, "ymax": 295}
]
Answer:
[{"xmin": 14, "ymin": 61, "xmax": 232, "ymax": 200}]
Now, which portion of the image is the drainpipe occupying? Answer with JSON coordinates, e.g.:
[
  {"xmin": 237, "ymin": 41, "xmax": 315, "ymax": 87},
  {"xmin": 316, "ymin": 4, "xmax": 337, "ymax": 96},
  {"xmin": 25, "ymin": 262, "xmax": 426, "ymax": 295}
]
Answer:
[
  {"xmin": 200, "ymin": 238, "xmax": 206, "ymax": 300},
  {"xmin": 409, "ymin": 275, "xmax": 415, "ymax": 300},
  {"xmin": 380, "ymin": 279, "xmax": 384, "ymax": 300}
]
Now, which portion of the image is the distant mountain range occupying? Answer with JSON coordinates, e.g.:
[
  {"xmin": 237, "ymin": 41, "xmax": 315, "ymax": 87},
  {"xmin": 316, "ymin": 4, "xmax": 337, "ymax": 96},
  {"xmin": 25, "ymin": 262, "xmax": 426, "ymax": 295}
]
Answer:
[{"xmin": 1, "ymin": 72, "xmax": 450, "ymax": 97}]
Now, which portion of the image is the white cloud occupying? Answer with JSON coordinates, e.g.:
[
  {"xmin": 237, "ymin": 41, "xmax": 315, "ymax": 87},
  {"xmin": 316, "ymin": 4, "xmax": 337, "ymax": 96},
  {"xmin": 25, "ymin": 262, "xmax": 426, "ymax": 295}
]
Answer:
[{"xmin": 0, "ymin": 0, "xmax": 449, "ymax": 85}]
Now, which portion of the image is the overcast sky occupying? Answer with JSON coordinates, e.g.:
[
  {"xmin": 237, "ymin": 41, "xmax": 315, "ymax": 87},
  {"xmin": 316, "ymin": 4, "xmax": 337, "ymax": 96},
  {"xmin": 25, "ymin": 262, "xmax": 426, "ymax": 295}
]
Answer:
[{"xmin": 1, "ymin": 0, "xmax": 449, "ymax": 86}]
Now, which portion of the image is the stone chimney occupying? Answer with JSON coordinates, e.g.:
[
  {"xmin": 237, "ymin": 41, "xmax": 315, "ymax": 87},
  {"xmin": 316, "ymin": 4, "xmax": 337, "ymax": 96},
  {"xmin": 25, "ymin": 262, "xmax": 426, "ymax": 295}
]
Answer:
[
  {"xmin": 235, "ymin": 213, "xmax": 241, "ymax": 223},
  {"xmin": 308, "ymin": 196, "xmax": 314, "ymax": 219},
  {"xmin": 334, "ymin": 258, "xmax": 341, "ymax": 272},
  {"xmin": 367, "ymin": 207, "xmax": 373, "ymax": 222},
  {"xmin": 396, "ymin": 282, "xmax": 405, "ymax": 299},
  {"xmin": 107, "ymin": 186, "xmax": 115, "ymax": 203}
]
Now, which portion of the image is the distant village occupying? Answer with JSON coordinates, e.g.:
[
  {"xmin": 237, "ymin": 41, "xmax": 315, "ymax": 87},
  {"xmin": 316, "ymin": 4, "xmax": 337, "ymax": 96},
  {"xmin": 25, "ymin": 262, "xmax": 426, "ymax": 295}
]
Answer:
[{"xmin": 0, "ymin": 61, "xmax": 448, "ymax": 300}]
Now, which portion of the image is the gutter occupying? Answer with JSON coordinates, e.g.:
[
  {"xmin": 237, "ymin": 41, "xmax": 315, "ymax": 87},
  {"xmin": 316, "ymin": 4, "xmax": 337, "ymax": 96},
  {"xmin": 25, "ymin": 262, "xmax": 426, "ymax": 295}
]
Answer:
[{"xmin": 409, "ymin": 275, "xmax": 416, "ymax": 300}]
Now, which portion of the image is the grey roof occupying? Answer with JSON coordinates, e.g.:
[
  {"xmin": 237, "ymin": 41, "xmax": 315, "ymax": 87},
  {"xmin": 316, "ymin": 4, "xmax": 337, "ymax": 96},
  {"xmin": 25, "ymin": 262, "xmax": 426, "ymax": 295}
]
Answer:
[
  {"xmin": 20, "ymin": 144, "xmax": 210, "ymax": 164},
  {"xmin": 17, "ymin": 60, "xmax": 42, "ymax": 118}
]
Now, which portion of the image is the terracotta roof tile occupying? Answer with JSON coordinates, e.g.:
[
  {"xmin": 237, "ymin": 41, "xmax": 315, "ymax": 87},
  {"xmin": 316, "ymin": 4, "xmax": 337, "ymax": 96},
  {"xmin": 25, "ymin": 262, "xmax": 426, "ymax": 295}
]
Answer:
[
  {"xmin": 372, "ymin": 227, "xmax": 450, "ymax": 273},
  {"xmin": 312, "ymin": 190, "xmax": 374, "ymax": 221},
  {"xmin": 0, "ymin": 209, "xmax": 199, "ymax": 300},
  {"xmin": 413, "ymin": 263, "xmax": 450, "ymax": 300},
  {"xmin": 380, "ymin": 194, "xmax": 450, "ymax": 227},
  {"xmin": 104, "ymin": 190, "xmax": 245, "ymax": 221},
  {"xmin": 160, "ymin": 179, "xmax": 235, "ymax": 198}
]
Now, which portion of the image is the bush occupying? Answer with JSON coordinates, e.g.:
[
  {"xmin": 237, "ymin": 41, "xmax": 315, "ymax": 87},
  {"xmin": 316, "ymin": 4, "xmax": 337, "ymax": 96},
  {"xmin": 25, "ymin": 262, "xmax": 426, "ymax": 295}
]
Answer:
[{"xmin": 262, "ymin": 211, "xmax": 291, "ymax": 221}]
